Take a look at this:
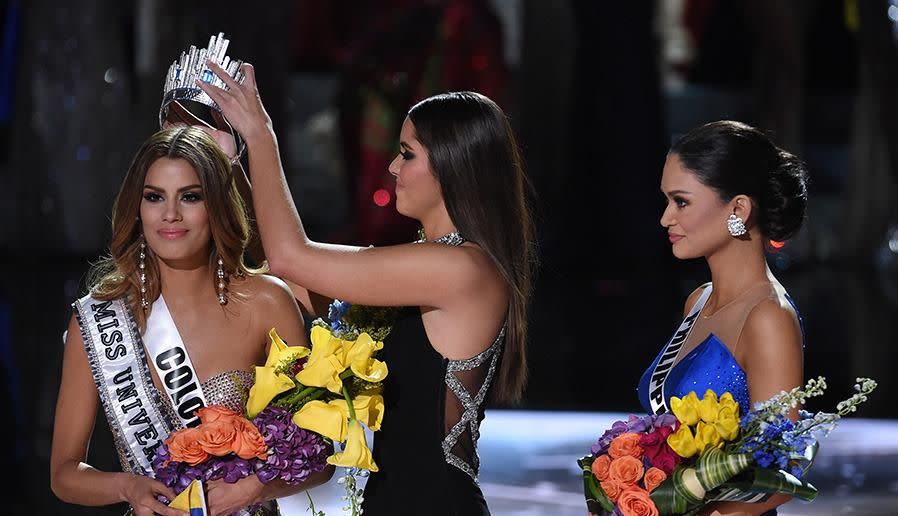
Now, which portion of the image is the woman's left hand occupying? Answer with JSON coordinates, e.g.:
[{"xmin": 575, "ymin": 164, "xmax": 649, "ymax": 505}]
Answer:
[
  {"xmin": 205, "ymin": 475, "xmax": 265, "ymax": 516},
  {"xmin": 196, "ymin": 61, "xmax": 273, "ymax": 147}
]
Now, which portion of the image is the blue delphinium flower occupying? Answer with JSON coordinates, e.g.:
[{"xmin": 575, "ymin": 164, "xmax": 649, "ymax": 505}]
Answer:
[
  {"xmin": 328, "ymin": 300, "xmax": 351, "ymax": 323},
  {"xmin": 753, "ymin": 450, "xmax": 775, "ymax": 468}
]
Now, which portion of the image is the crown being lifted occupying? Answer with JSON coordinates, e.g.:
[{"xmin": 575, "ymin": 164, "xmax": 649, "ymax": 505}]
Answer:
[{"xmin": 159, "ymin": 32, "xmax": 245, "ymax": 126}]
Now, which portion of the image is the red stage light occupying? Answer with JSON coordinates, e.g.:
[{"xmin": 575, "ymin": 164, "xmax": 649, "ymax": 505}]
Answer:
[{"xmin": 373, "ymin": 189, "xmax": 391, "ymax": 207}]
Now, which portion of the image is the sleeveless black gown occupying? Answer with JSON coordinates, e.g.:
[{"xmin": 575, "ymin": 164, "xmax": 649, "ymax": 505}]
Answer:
[{"xmin": 362, "ymin": 306, "xmax": 499, "ymax": 515}]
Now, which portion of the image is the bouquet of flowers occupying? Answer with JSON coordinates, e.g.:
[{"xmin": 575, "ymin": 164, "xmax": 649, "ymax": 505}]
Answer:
[
  {"xmin": 578, "ymin": 377, "xmax": 877, "ymax": 515},
  {"xmin": 152, "ymin": 402, "xmax": 330, "ymax": 514},
  {"xmin": 153, "ymin": 299, "xmax": 395, "ymax": 515}
]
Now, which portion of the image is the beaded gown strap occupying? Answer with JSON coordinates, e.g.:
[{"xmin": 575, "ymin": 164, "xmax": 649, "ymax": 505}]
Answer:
[
  {"xmin": 442, "ymin": 323, "xmax": 506, "ymax": 482},
  {"xmin": 426, "ymin": 231, "xmax": 505, "ymax": 480}
]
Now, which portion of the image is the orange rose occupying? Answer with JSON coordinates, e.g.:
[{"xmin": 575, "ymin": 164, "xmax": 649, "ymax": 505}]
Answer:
[
  {"xmin": 600, "ymin": 479, "xmax": 624, "ymax": 503},
  {"xmin": 196, "ymin": 420, "xmax": 239, "ymax": 456},
  {"xmin": 608, "ymin": 455, "xmax": 644, "ymax": 486},
  {"xmin": 609, "ymin": 433, "xmax": 644, "ymax": 460},
  {"xmin": 643, "ymin": 467, "xmax": 667, "ymax": 493},
  {"xmin": 196, "ymin": 405, "xmax": 241, "ymax": 424},
  {"xmin": 591, "ymin": 454, "xmax": 612, "ymax": 481},
  {"xmin": 618, "ymin": 486, "xmax": 659, "ymax": 516},
  {"xmin": 231, "ymin": 418, "xmax": 268, "ymax": 460},
  {"xmin": 165, "ymin": 428, "xmax": 209, "ymax": 465}
]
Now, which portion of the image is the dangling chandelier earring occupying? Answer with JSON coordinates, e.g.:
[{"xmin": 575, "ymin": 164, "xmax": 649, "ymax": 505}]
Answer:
[
  {"xmin": 726, "ymin": 211, "xmax": 747, "ymax": 237},
  {"xmin": 139, "ymin": 240, "xmax": 149, "ymax": 311},
  {"xmin": 217, "ymin": 257, "xmax": 227, "ymax": 305}
]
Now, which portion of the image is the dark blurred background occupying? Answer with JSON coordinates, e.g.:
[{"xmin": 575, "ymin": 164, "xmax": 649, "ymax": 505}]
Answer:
[{"xmin": 2, "ymin": 0, "xmax": 897, "ymax": 514}]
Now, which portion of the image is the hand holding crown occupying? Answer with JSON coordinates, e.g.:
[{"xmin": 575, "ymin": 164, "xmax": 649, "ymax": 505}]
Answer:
[{"xmin": 197, "ymin": 61, "xmax": 274, "ymax": 148}]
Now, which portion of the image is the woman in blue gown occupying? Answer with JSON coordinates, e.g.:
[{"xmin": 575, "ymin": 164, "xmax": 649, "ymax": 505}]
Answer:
[{"xmin": 637, "ymin": 121, "xmax": 809, "ymax": 516}]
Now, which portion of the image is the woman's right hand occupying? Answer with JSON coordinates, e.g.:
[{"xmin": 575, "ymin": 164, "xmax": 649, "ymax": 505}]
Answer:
[
  {"xmin": 117, "ymin": 473, "xmax": 186, "ymax": 516},
  {"xmin": 197, "ymin": 62, "xmax": 273, "ymax": 147}
]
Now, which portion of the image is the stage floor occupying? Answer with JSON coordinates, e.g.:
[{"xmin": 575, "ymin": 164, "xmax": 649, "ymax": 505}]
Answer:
[{"xmin": 279, "ymin": 410, "xmax": 898, "ymax": 515}]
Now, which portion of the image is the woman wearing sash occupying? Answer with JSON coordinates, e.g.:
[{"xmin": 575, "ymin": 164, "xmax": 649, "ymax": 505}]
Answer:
[
  {"xmin": 50, "ymin": 127, "xmax": 333, "ymax": 515},
  {"xmin": 638, "ymin": 121, "xmax": 808, "ymax": 516},
  {"xmin": 198, "ymin": 63, "xmax": 536, "ymax": 516}
]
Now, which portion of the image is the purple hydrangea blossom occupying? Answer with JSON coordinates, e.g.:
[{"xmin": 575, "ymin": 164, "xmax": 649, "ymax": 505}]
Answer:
[
  {"xmin": 252, "ymin": 406, "xmax": 330, "ymax": 485},
  {"xmin": 152, "ymin": 444, "xmax": 210, "ymax": 492},
  {"xmin": 204, "ymin": 455, "xmax": 253, "ymax": 483},
  {"xmin": 152, "ymin": 406, "xmax": 330, "ymax": 491},
  {"xmin": 590, "ymin": 413, "xmax": 677, "ymax": 455}
]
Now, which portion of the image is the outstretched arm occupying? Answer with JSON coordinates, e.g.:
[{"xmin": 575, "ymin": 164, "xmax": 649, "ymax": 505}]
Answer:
[
  {"xmin": 50, "ymin": 315, "xmax": 185, "ymax": 516},
  {"xmin": 197, "ymin": 63, "xmax": 497, "ymax": 310}
]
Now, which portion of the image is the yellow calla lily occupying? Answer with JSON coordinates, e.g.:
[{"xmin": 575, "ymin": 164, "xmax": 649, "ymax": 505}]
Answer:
[
  {"xmin": 264, "ymin": 328, "xmax": 310, "ymax": 368},
  {"xmin": 670, "ymin": 391, "xmax": 701, "ymax": 426},
  {"xmin": 294, "ymin": 326, "xmax": 352, "ymax": 393},
  {"xmin": 295, "ymin": 354, "xmax": 346, "ymax": 394},
  {"xmin": 698, "ymin": 390, "xmax": 720, "ymax": 423},
  {"xmin": 667, "ymin": 423, "xmax": 699, "ymax": 458},
  {"xmin": 292, "ymin": 400, "xmax": 348, "ymax": 442},
  {"xmin": 307, "ymin": 326, "xmax": 348, "ymax": 365},
  {"xmin": 246, "ymin": 366, "xmax": 296, "ymax": 419},
  {"xmin": 327, "ymin": 419, "xmax": 378, "ymax": 472},
  {"xmin": 346, "ymin": 333, "xmax": 389, "ymax": 383},
  {"xmin": 695, "ymin": 421, "xmax": 722, "ymax": 451},
  {"xmin": 715, "ymin": 404, "xmax": 741, "ymax": 441},
  {"xmin": 330, "ymin": 394, "xmax": 385, "ymax": 432}
]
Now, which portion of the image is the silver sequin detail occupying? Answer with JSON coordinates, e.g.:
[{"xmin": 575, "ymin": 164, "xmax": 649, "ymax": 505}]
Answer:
[
  {"xmin": 433, "ymin": 232, "xmax": 466, "ymax": 246},
  {"xmin": 417, "ymin": 231, "xmax": 466, "ymax": 246},
  {"xmin": 442, "ymin": 324, "xmax": 506, "ymax": 482},
  {"xmin": 160, "ymin": 370, "xmax": 254, "ymax": 430}
]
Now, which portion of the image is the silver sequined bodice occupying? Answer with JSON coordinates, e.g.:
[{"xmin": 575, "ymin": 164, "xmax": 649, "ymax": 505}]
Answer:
[{"xmin": 161, "ymin": 370, "xmax": 254, "ymax": 429}]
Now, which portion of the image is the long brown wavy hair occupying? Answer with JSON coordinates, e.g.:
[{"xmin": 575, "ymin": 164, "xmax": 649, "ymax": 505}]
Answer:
[
  {"xmin": 408, "ymin": 92, "xmax": 538, "ymax": 405},
  {"xmin": 89, "ymin": 126, "xmax": 256, "ymax": 330}
]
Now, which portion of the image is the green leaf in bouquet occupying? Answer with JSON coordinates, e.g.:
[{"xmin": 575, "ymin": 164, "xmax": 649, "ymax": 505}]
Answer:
[
  {"xmin": 694, "ymin": 447, "xmax": 752, "ymax": 492},
  {"xmin": 650, "ymin": 467, "xmax": 703, "ymax": 514},
  {"xmin": 577, "ymin": 455, "xmax": 614, "ymax": 514},
  {"xmin": 650, "ymin": 447, "xmax": 752, "ymax": 513},
  {"xmin": 707, "ymin": 466, "xmax": 817, "ymax": 503}
]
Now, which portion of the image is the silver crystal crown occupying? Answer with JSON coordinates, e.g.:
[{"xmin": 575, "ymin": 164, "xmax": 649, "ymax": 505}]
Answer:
[{"xmin": 159, "ymin": 32, "xmax": 245, "ymax": 127}]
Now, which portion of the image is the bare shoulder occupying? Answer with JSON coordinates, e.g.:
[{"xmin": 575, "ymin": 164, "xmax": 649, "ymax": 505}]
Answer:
[
  {"xmin": 442, "ymin": 244, "xmax": 507, "ymax": 313},
  {"xmin": 739, "ymin": 288, "xmax": 804, "ymax": 402},
  {"xmin": 456, "ymin": 243, "xmax": 504, "ymax": 286},
  {"xmin": 238, "ymin": 273, "xmax": 307, "ymax": 348},
  {"xmin": 240, "ymin": 273, "xmax": 298, "ymax": 308},
  {"xmin": 683, "ymin": 282, "xmax": 712, "ymax": 317},
  {"xmin": 741, "ymin": 294, "xmax": 802, "ymax": 353}
]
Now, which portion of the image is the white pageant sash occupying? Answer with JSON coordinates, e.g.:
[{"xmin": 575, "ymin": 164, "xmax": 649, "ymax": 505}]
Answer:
[
  {"xmin": 647, "ymin": 286, "xmax": 712, "ymax": 415},
  {"xmin": 75, "ymin": 295, "xmax": 172, "ymax": 476},
  {"xmin": 143, "ymin": 295, "xmax": 207, "ymax": 428}
]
